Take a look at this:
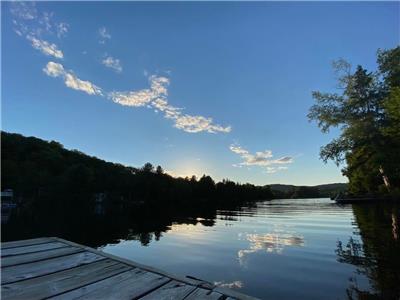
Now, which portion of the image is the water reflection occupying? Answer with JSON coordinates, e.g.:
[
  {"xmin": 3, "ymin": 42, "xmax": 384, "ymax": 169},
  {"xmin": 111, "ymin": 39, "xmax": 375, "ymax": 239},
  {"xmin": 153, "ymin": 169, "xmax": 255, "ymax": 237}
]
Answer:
[
  {"xmin": 238, "ymin": 231, "xmax": 304, "ymax": 262},
  {"xmin": 336, "ymin": 202, "xmax": 400, "ymax": 300},
  {"xmin": 214, "ymin": 280, "xmax": 243, "ymax": 289},
  {"xmin": 2, "ymin": 198, "xmax": 400, "ymax": 299},
  {"xmin": 1, "ymin": 204, "xmax": 221, "ymax": 248}
]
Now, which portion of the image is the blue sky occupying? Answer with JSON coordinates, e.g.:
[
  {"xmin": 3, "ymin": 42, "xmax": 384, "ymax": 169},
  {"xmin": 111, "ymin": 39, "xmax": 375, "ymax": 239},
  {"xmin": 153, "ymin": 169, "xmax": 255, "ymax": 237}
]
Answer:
[{"xmin": 2, "ymin": 2, "xmax": 399, "ymax": 185}]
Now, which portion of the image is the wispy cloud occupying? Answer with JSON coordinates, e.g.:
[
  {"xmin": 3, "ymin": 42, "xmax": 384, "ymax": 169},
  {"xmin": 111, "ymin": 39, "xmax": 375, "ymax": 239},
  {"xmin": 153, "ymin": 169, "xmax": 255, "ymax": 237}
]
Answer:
[
  {"xmin": 98, "ymin": 27, "xmax": 111, "ymax": 44},
  {"xmin": 10, "ymin": 2, "xmax": 67, "ymax": 59},
  {"xmin": 27, "ymin": 35, "xmax": 63, "ymax": 59},
  {"xmin": 38, "ymin": 11, "xmax": 53, "ymax": 32},
  {"xmin": 11, "ymin": 2, "xmax": 69, "ymax": 39},
  {"xmin": 56, "ymin": 22, "xmax": 69, "ymax": 38},
  {"xmin": 109, "ymin": 76, "xmax": 231, "ymax": 134},
  {"xmin": 102, "ymin": 56, "xmax": 122, "ymax": 73},
  {"xmin": 10, "ymin": 4, "xmax": 230, "ymax": 135},
  {"xmin": 41, "ymin": 60, "xmax": 229, "ymax": 133},
  {"xmin": 230, "ymin": 144, "xmax": 293, "ymax": 172},
  {"xmin": 10, "ymin": 2, "xmax": 37, "ymax": 20},
  {"xmin": 43, "ymin": 62, "xmax": 102, "ymax": 96}
]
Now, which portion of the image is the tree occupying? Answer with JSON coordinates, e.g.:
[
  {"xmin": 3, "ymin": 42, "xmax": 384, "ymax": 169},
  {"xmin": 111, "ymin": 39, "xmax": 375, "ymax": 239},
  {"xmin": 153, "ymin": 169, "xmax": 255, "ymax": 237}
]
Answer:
[
  {"xmin": 156, "ymin": 165, "xmax": 164, "ymax": 175},
  {"xmin": 141, "ymin": 162, "xmax": 154, "ymax": 173},
  {"xmin": 308, "ymin": 47, "xmax": 400, "ymax": 195}
]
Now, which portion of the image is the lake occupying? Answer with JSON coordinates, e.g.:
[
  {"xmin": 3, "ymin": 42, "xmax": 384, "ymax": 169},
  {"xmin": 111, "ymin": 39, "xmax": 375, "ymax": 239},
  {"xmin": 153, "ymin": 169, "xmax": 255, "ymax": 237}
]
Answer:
[
  {"xmin": 3, "ymin": 198, "xmax": 399, "ymax": 299},
  {"xmin": 96, "ymin": 198, "xmax": 399, "ymax": 299}
]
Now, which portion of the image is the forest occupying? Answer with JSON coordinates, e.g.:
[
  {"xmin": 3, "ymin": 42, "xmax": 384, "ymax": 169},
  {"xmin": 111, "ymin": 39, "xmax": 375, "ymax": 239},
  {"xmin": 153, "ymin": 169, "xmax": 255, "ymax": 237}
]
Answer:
[
  {"xmin": 1, "ymin": 131, "xmax": 274, "ymax": 217},
  {"xmin": 308, "ymin": 47, "xmax": 400, "ymax": 197}
]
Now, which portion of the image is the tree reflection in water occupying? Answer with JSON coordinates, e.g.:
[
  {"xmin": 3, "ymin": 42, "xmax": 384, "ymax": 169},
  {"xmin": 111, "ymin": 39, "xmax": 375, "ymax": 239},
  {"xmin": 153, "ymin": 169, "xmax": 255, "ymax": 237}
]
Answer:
[
  {"xmin": 1, "ymin": 201, "xmax": 244, "ymax": 248},
  {"xmin": 336, "ymin": 202, "xmax": 400, "ymax": 300}
]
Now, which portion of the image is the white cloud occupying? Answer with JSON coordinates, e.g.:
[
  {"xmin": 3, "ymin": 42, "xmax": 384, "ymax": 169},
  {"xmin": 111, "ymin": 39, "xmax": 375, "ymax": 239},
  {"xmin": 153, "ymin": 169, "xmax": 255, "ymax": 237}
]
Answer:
[
  {"xmin": 109, "ymin": 89, "xmax": 153, "ymax": 107},
  {"xmin": 230, "ymin": 144, "xmax": 293, "ymax": 171},
  {"xmin": 10, "ymin": 3, "xmax": 230, "ymax": 135},
  {"xmin": 11, "ymin": 2, "xmax": 69, "ymax": 39},
  {"xmin": 42, "ymin": 62, "xmax": 227, "ymax": 134},
  {"xmin": 174, "ymin": 114, "xmax": 231, "ymax": 133},
  {"xmin": 27, "ymin": 35, "xmax": 64, "ymax": 59},
  {"xmin": 43, "ymin": 61, "xmax": 65, "ymax": 77},
  {"xmin": 10, "ymin": 2, "xmax": 37, "ymax": 20},
  {"xmin": 99, "ymin": 27, "xmax": 111, "ymax": 44},
  {"xmin": 265, "ymin": 166, "xmax": 288, "ymax": 174},
  {"xmin": 56, "ymin": 22, "xmax": 69, "ymax": 38},
  {"xmin": 11, "ymin": 2, "xmax": 69, "ymax": 64},
  {"xmin": 108, "ymin": 76, "xmax": 231, "ymax": 134},
  {"xmin": 43, "ymin": 62, "xmax": 102, "ymax": 96},
  {"xmin": 102, "ymin": 56, "xmax": 122, "ymax": 73},
  {"xmin": 64, "ymin": 73, "xmax": 102, "ymax": 96},
  {"xmin": 39, "ymin": 11, "xmax": 53, "ymax": 32}
]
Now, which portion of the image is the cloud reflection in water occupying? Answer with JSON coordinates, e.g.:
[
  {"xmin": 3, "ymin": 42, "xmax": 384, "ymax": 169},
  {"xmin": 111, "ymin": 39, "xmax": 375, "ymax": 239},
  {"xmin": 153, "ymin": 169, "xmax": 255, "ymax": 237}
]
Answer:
[{"xmin": 238, "ymin": 229, "xmax": 305, "ymax": 265}]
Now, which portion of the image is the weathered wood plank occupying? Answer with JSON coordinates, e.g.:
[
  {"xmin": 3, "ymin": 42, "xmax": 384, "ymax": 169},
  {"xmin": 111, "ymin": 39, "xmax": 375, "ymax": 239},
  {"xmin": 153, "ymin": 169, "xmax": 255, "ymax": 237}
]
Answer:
[
  {"xmin": 1, "ymin": 237, "xmax": 260, "ymax": 300},
  {"xmin": 50, "ymin": 269, "xmax": 170, "ymax": 300},
  {"xmin": 185, "ymin": 288, "xmax": 224, "ymax": 300},
  {"xmin": 1, "ymin": 242, "xmax": 68, "ymax": 257},
  {"xmin": 2, "ymin": 251, "xmax": 105, "ymax": 284},
  {"xmin": 1, "ymin": 260, "xmax": 131, "ymax": 300},
  {"xmin": 139, "ymin": 280, "xmax": 196, "ymax": 300},
  {"xmin": 51, "ymin": 237, "xmax": 214, "ymax": 288},
  {"xmin": 213, "ymin": 287, "xmax": 258, "ymax": 300},
  {"xmin": 2, "ymin": 246, "xmax": 83, "ymax": 267},
  {"xmin": 1, "ymin": 238, "xmax": 54, "ymax": 249}
]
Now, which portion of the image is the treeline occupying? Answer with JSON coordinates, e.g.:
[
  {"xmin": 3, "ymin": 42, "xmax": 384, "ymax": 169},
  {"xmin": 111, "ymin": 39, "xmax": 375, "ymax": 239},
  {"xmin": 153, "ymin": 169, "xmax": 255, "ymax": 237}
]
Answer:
[
  {"xmin": 272, "ymin": 186, "xmax": 324, "ymax": 199},
  {"xmin": 270, "ymin": 183, "xmax": 348, "ymax": 199},
  {"xmin": 308, "ymin": 47, "xmax": 400, "ymax": 196},
  {"xmin": 1, "ymin": 131, "xmax": 273, "ymax": 216}
]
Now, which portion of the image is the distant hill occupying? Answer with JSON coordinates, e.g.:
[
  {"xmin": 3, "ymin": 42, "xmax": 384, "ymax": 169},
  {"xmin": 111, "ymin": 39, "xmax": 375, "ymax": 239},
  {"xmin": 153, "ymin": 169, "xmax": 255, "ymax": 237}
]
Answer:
[{"xmin": 269, "ymin": 183, "xmax": 348, "ymax": 199}]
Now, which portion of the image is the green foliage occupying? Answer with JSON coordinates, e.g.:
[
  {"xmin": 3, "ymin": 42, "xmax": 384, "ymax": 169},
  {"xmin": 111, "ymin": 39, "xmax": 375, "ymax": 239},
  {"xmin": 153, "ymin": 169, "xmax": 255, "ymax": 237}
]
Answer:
[
  {"xmin": 1, "ymin": 131, "xmax": 274, "ymax": 217},
  {"xmin": 308, "ymin": 47, "xmax": 400, "ymax": 195}
]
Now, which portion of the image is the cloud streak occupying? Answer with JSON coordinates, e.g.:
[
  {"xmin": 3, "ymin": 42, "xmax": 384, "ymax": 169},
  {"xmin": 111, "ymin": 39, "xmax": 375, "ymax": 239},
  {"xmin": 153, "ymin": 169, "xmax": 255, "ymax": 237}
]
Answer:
[
  {"xmin": 99, "ymin": 27, "xmax": 111, "ymax": 44},
  {"xmin": 230, "ymin": 144, "xmax": 293, "ymax": 172},
  {"xmin": 102, "ymin": 56, "xmax": 122, "ymax": 73},
  {"xmin": 42, "ymin": 61, "xmax": 229, "ymax": 134},
  {"xmin": 10, "ymin": 4, "xmax": 230, "ymax": 135},
  {"xmin": 43, "ymin": 62, "xmax": 102, "ymax": 96},
  {"xmin": 56, "ymin": 22, "xmax": 69, "ymax": 38},
  {"xmin": 27, "ymin": 35, "xmax": 63, "ymax": 59},
  {"xmin": 109, "ymin": 76, "xmax": 231, "ymax": 134},
  {"xmin": 10, "ymin": 2, "xmax": 67, "ymax": 59},
  {"xmin": 10, "ymin": 2, "xmax": 37, "ymax": 20}
]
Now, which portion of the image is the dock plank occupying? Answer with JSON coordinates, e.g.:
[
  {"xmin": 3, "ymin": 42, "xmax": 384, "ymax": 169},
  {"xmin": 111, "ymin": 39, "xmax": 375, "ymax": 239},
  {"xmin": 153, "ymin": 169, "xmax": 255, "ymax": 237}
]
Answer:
[
  {"xmin": 213, "ymin": 287, "xmax": 257, "ymax": 300},
  {"xmin": 139, "ymin": 280, "xmax": 196, "ymax": 300},
  {"xmin": 1, "ymin": 259, "xmax": 131, "ymax": 300},
  {"xmin": 2, "ymin": 251, "xmax": 105, "ymax": 284},
  {"xmin": 1, "ymin": 242, "xmax": 68, "ymax": 257},
  {"xmin": 1, "ymin": 237, "xmax": 54, "ymax": 249},
  {"xmin": 51, "ymin": 237, "xmax": 213, "ymax": 288},
  {"xmin": 0, "ymin": 237, "xmax": 259, "ymax": 300},
  {"xmin": 51, "ymin": 268, "xmax": 170, "ymax": 300},
  {"xmin": 185, "ymin": 288, "xmax": 224, "ymax": 300},
  {"xmin": 2, "ymin": 246, "xmax": 83, "ymax": 267}
]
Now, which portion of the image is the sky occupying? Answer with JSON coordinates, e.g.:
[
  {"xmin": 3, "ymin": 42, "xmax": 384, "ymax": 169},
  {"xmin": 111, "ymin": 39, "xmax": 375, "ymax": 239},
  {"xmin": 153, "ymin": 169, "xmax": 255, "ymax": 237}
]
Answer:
[{"xmin": 2, "ymin": 1, "xmax": 399, "ymax": 186}]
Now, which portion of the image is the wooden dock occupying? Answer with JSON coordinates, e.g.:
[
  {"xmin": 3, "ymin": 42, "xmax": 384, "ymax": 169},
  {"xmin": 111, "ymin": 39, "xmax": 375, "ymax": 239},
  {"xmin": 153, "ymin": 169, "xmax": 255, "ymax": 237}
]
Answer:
[{"xmin": 1, "ymin": 237, "xmax": 258, "ymax": 300}]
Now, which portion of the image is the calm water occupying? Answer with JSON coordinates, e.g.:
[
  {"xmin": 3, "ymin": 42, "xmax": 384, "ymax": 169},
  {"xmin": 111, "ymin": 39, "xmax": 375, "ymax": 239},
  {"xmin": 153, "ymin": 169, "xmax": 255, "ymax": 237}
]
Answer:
[
  {"xmin": 97, "ymin": 198, "xmax": 399, "ymax": 300},
  {"xmin": 3, "ymin": 198, "xmax": 399, "ymax": 299}
]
